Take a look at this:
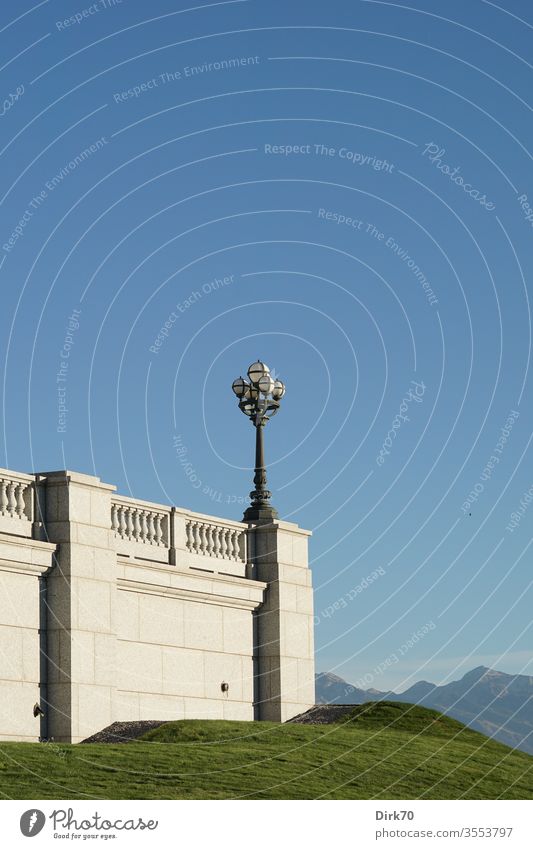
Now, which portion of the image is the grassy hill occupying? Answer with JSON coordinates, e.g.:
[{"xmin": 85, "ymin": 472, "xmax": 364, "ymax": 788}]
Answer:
[{"xmin": 0, "ymin": 702, "xmax": 531, "ymax": 799}]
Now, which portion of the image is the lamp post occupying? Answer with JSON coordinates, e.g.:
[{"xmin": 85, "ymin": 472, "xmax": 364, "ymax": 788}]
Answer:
[{"xmin": 232, "ymin": 360, "xmax": 286, "ymax": 523}]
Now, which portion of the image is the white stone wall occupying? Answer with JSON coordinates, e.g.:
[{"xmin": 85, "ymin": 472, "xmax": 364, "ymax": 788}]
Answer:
[
  {"xmin": 114, "ymin": 559, "xmax": 264, "ymax": 722},
  {"xmin": 0, "ymin": 466, "xmax": 315, "ymax": 742},
  {"xmin": 0, "ymin": 533, "xmax": 56, "ymax": 741},
  {"xmin": 116, "ymin": 592, "xmax": 255, "ymax": 721}
]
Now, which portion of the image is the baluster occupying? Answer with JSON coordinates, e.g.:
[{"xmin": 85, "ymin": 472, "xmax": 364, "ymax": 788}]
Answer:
[
  {"xmin": 200, "ymin": 523, "xmax": 208, "ymax": 555},
  {"xmin": 133, "ymin": 509, "xmax": 142, "ymax": 542},
  {"xmin": 231, "ymin": 530, "xmax": 239, "ymax": 561},
  {"xmin": 206, "ymin": 524, "xmax": 214, "ymax": 556},
  {"xmin": 26, "ymin": 484, "xmax": 34, "ymax": 522},
  {"xmin": 111, "ymin": 504, "xmax": 119, "ymax": 534},
  {"xmin": 185, "ymin": 520, "xmax": 192, "ymax": 552},
  {"xmin": 212, "ymin": 527, "xmax": 221, "ymax": 557},
  {"xmin": 147, "ymin": 512, "xmax": 156, "ymax": 544},
  {"xmin": 0, "ymin": 480, "xmax": 7, "ymax": 516},
  {"xmin": 123, "ymin": 508, "xmax": 130, "ymax": 539},
  {"xmin": 119, "ymin": 507, "xmax": 126, "ymax": 538},
  {"xmin": 155, "ymin": 514, "xmax": 163, "ymax": 546},
  {"xmin": 118, "ymin": 507, "xmax": 127, "ymax": 539},
  {"xmin": 7, "ymin": 482, "xmax": 16, "ymax": 517},
  {"xmin": 194, "ymin": 522, "xmax": 202, "ymax": 553},
  {"xmin": 224, "ymin": 529, "xmax": 232, "ymax": 559},
  {"xmin": 219, "ymin": 528, "xmax": 227, "ymax": 559},
  {"xmin": 125, "ymin": 508, "xmax": 134, "ymax": 540},
  {"xmin": 161, "ymin": 515, "xmax": 169, "ymax": 546},
  {"xmin": 238, "ymin": 532, "xmax": 245, "ymax": 562},
  {"xmin": 14, "ymin": 483, "xmax": 25, "ymax": 519},
  {"xmin": 140, "ymin": 511, "xmax": 148, "ymax": 543}
]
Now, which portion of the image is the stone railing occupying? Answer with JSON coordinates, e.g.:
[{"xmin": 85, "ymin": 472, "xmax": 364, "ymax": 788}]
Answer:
[
  {"xmin": 0, "ymin": 469, "xmax": 34, "ymax": 537},
  {"xmin": 111, "ymin": 494, "xmax": 248, "ymax": 576},
  {"xmin": 111, "ymin": 495, "xmax": 171, "ymax": 563},
  {"xmin": 178, "ymin": 510, "xmax": 247, "ymax": 577},
  {"xmin": 185, "ymin": 516, "xmax": 246, "ymax": 563}
]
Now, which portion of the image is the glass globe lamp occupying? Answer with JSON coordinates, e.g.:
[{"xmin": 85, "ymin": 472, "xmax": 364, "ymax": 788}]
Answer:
[
  {"xmin": 232, "ymin": 377, "xmax": 250, "ymax": 398},
  {"xmin": 247, "ymin": 360, "xmax": 270, "ymax": 386},
  {"xmin": 258, "ymin": 373, "xmax": 275, "ymax": 396},
  {"xmin": 272, "ymin": 380, "xmax": 286, "ymax": 400}
]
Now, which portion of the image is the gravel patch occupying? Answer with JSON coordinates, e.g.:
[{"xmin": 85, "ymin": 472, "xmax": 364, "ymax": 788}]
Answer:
[
  {"xmin": 81, "ymin": 706, "xmax": 361, "ymax": 741},
  {"xmin": 288, "ymin": 705, "xmax": 359, "ymax": 724},
  {"xmin": 80, "ymin": 720, "xmax": 168, "ymax": 744}
]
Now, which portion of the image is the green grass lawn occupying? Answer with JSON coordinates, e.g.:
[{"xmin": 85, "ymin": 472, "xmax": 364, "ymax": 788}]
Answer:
[{"xmin": 0, "ymin": 702, "xmax": 531, "ymax": 799}]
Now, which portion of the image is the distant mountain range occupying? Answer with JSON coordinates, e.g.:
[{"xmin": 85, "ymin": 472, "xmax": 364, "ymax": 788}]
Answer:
[{"xmin": 315, "ymin": 666, "xmax": 533, "ymax": 755}]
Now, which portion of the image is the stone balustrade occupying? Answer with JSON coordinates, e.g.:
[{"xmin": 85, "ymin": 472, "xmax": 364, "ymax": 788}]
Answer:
[
  {"xmin": 112, "ymin": 500, "xmax": 169, "ymax": 547},
  {"xmin": 0, "ymin": 469, "xmax": 250, "ymax": 574},
  {"xmin": 0, "ymin": 469, "xmax": 34, "ymax": 537},
  {"xmin": 111, "ymin": 495, "xmax": 170, "ymax": 562},
  {"xmin": 110, "ymin": 496, "xmax": 247, "ymax": 574},
  {"xmin": 185, "ymin": 516, "xmax": 245, "ymax": 563}
]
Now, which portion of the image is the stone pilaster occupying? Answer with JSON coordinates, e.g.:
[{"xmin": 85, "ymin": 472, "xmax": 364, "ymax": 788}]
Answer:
[
  {"xmin": 40, "ymin": 470, "xmax": 117, "ymax": 743},
  {"xmin": 249, "ymin": 520, "xmax": 315, "ymax": 722}
]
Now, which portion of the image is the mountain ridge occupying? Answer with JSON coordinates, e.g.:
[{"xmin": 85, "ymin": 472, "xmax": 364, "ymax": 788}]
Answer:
[{"xmin": 315, "ymin": 666, "xmax": 533, "ymax": 755}]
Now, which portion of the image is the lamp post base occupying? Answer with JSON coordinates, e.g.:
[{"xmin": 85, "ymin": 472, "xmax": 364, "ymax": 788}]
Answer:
[{"xmin": 243, "ymin": 503, "xmax": 279, "ymax": 523}]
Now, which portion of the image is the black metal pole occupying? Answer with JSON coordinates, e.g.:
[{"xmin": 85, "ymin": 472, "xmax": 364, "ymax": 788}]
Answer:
[
  {"xmin": 254, "ymin": 422, "xmax": 266, "ymax": 496},
  {"xmin": 243, "ymin": 420, "xmax": 278, "ymax": 523}
]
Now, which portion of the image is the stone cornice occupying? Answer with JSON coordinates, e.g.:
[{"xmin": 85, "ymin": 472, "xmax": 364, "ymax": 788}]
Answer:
[
  {"xmin": 0, "ymin": 531, "xmax": 56, "ymax": 576},
  {"xmin": 117, "ymin": 576, "xmax": 264, "ymax": 610},
  {"xmin": 117, "ymin": 556, "xmax": 266, "ymax": 610}
]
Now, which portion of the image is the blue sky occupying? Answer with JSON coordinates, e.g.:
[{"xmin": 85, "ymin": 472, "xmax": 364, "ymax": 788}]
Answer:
[{"xmin": 1, "ymin": 0, "xmax": 532, "ymax": 690}]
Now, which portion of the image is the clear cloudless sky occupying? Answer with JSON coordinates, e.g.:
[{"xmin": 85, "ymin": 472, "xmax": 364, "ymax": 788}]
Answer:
[{"xmin": 1, "ymin": 0, "xmax": 532, "ymax": 691}]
